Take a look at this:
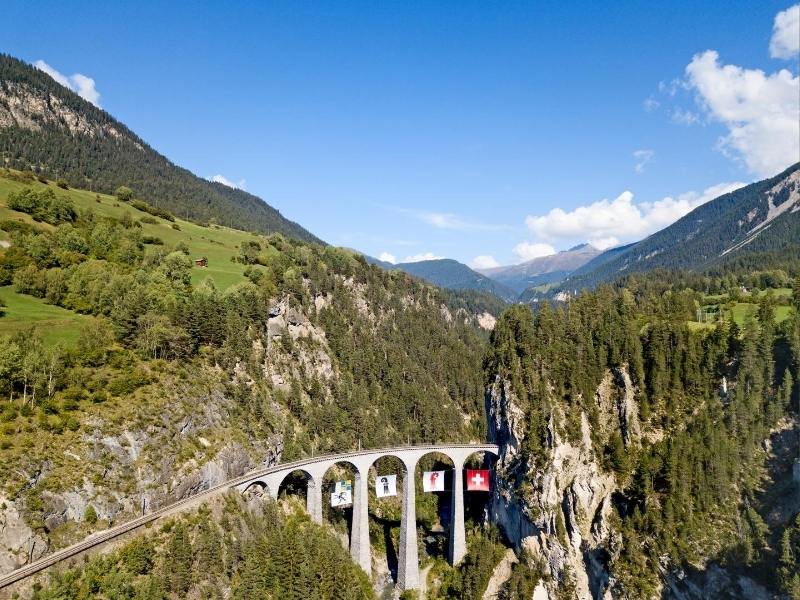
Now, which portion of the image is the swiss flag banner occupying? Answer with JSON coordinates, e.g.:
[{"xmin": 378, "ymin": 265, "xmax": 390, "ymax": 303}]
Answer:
[{"xmin": 466, "ymin": 469, "xmax": 490, "ymax": 491}]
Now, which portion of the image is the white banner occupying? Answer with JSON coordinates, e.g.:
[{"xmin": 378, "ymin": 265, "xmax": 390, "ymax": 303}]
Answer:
[
  {"xmin": 331, "ymin": 489, "xmax": 352, "ymax": 507},
  {"xmin": 334, "ymin": 480, "xmax": 352, "ymax": 494},
  {"xmin": 375, "ymin": 474, "xmax": 397, "ymax": 498},
  {"xmin": 422, "ymin": 470, "xmax": 445, "ymax": 492}
]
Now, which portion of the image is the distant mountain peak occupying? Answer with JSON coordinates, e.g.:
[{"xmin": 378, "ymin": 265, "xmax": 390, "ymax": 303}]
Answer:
[
  {"xmin": 362, "ymin": 255, "xmax": 516, "ymax": 302},
  {"xmin": 567, "ymin": 242, "xmax": 593, "ymax": 251},
  {"xmin": 476, "ymin": 244, "xmax": 603, "ymax": 294},
  {"xmin": 557, "ymin": 162, "xmax": 800, "ymax": 291}
]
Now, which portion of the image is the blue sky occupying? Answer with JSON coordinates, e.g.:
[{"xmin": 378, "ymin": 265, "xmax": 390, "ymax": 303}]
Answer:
[{"xmin": 2, "ymin": 1, "xmax": 798, "ymax": 267}]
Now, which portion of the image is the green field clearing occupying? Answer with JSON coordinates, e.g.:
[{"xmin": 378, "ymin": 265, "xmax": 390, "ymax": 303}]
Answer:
[
  {"xmin": 691, "ymin": 301, "xmax": 794, "ymax": 330},
  {"xmin": 0, "ymin": 286, "xmax": 94, "ymax": 346},
  {"xmin": 755, "ymin": 287, "xmax": 793, "ymax": 298},
  {"xmin": 702, "ymin": 288, "xmax": 793, "ymax": 304},
  {"xmin": 0, "ymin": 175, "xmax": 271, "ymax": 291}
]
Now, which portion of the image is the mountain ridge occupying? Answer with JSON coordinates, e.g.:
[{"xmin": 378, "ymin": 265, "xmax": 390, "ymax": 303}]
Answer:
[
  {"xmin": 0, "ymin": 54, "xmax": 321, "ymax": 243},
  {"xmin": 477, "ymin": 243, "xmax": 603, "ymax": 293},
  {"xmin": 363, "ymin": 256, "xmax": 517, "ymax": 302},
  {"xmin": 552, "ymin": 163, "xmax": 800, "ymax": 293}
]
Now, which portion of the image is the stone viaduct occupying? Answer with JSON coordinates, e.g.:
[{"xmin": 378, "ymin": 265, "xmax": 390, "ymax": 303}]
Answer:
[
  {"xmin": 234, "ymin": 443, "xmax": 499, "ymax": 591},
  {"xmin": 0, "ymin": 443, "xmax": 498, "ymax": 593}
]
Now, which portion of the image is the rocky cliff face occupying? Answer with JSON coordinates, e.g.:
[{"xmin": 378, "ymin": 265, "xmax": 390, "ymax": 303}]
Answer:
[
  {"xmin": 0, "ymin": 390, "xmax": 283, "ymax": 575},
  {"xmin": 485, "ymin": 365, "xmax": 793, "ymax": 600},
  {"xmin": 0, "ymin": 82, "xmax": 131, "ymax": 142},
  {"xmin": 486, "ymin": 368, "xmax": 642, "ymax": 599}
]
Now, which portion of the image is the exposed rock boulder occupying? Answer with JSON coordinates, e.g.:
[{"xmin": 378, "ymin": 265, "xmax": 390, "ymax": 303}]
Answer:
[{"xmin": 0, "ymin": 496, "xmax": 48, "ymax": 576}]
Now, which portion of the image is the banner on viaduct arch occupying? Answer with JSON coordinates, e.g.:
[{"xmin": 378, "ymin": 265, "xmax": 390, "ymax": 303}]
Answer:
[
  {"xmin": 235, "ymin": 443, "xmax": 500, "ymax": 591},
  {"xmin": 0, "ymin": 443, "xmax": 499, "ymax": 594}
]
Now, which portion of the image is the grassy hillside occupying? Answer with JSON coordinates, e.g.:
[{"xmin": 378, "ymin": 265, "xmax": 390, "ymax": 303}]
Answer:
[
  {"xmin": 0, "ymin": 286, "xmax": 93, "ymax": 346},
  {"xmin": 687, "ymin": 286, "xmax": 796, "ymax": 331},
  {"xmin": 0, "ymin": 171, "xmax": 265, "ymax": 291}
]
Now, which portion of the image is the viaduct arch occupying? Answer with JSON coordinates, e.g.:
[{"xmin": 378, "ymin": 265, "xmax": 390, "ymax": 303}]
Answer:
[{"xmin": 0, "ymin": 443, "xmax": 498, "ymax": 593}]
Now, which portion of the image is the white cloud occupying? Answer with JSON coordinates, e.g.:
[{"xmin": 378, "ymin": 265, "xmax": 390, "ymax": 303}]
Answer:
[
  {"xmin": 643, "ymin": 97, "xmax": 660, "ymax": 112},
  {"xmin": 658, "ymin": 78, "xmax": 690, "ymax": 97},
  {"xmin": 69, "ymin": 73, "xmax": 101, "ymax": 107},
  {"xmin": 34, "ymin": 60, "xmax": 101, "ymax": 107},
  {"xmin": 770, "ymin": 4, "xmax": 799, "ymax": 59},
  {"xmin": 590, "ymin": 237, "xmax": 620, "ymax": 251},
  {"xmin": 523, "ymin": 181, "xmax": 745, "ymax": 248},
  {"xmin": 403, "ymin": 252, "xmax": 445, "ymax": 263},
  {"xmin": 209, "ymin": 174, "xmax": 247, "ymax": 190},
  {"xmin": 633, "ymin": 149, "xmax": 655, "ymax": 173},
  {"xmin": 685, "ymin": 47, "xmax": 799, "ymax": 176},
  {"xmin": 512, "ymin": 242, "xmax": 556, "ymax": 262},
  {"xmin": 378, "ymin": 252, "xmax": 397, "ymax": 264},
  {"xmin": 670, "ymin": 107, "xmax": 701, "ymax": 126},
  {"xmin": 470, "ymin": 255, "xmax": 499, "ymax": 269},
  {"xmin": 390, "ymin": 207, "xmax": 508, "ymax": 232}
]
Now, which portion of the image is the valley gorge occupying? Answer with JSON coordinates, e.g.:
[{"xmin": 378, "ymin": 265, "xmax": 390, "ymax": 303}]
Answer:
[{"xmin": 0, "ymin": 50, "xmax": 798, "ymax": 600}]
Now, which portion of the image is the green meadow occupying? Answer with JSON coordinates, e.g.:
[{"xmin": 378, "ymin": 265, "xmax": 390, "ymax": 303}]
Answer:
[
  {"xmin": 0, "ymin": 174, "xmax": 266, "ymax": 291},
  {"xmin": 0, "ymin": 172, "xmax": 281, "ymax": 346},
  {"xmin": 690, "ymin": 287, "xmax": 795, "ymax": 330},
  {"xmin": 0, "ymin": 285, "xmax": 93, "ymax": 347}
]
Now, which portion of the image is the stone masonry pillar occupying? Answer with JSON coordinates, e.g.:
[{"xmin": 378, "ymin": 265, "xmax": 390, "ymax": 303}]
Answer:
[
  {"xmin": 350, "ymin": 466, "xmax": 371, "ymax": 574},
  {"xmin": 449, "ymin": 456, "xmax": 466, "ymax": 565},
  {"xmin": 307, "ymin": 476, "xmax": 323, "ymax": 524},
  {"xmin": 397, "ymin": 456, "xmax": 420, "ymax": 590}
]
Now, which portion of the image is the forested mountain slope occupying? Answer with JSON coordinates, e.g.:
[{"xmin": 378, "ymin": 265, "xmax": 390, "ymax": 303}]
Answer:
[
  {"xmin": 365, "ymin": 256, "xmax": 517, "ymax": 302},
  {"xmin": 0, "ymin": 54, "xmax": 320, "ymax": 242},
  {"xmin": 0, "ymin": 172, "xmax": 493, "ymax": 587},
  {"xmin": 561, "ymin": 163, "xmax": 800, "ymax": 291},
  {"xmin": 485, "ymin": 278, "xmax": 800, "ymax": 598}
]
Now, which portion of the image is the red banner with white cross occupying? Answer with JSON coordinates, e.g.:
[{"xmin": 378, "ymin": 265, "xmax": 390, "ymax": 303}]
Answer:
[{"xmin": 466, "ymin": 469, "xmax": 490, "ymax": 491}]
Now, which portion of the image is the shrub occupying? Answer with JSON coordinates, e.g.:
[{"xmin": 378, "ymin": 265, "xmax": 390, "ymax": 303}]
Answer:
[
  {"xmin": 107, "ymin": 370, "xmax": 150, "ymax": 396},
  {"xmin": 56, "ymin": 179, "xmax": 69, "ymax": 189},
  {"xmin": 0, "ymin": 169, "xmax": 35, "ymax": 183},
  {"xmin": 7, "ymin": 188, "xmax": 76, "ymax": 224},
  {"xmin": 171, "ymin": 223, "xmax": 181, "ymax": 231},
  {"xmin": 41, "ymin": 401, "xmax": 60, "ymax": 416},
  {"xmin": 84, "ymin": 505, "xmax": 98, "ymax": 524},
  {"xmin": 131, "ymin": 199, "xmax": 175, "ymax": 222},
  {"xmin": 115, "ymin": 186, "xmax": 134, "ymax": 202},
  {"xmin": 140, "ymin": 215, "xmax": 157, "ymax": 224},
  {"xmin": 61, "ymin": 397, "xmax": 81, "ymax": 412},
  {"xmin": 142, "ymin": 236, "xmax": 164, "ymax": 245}
]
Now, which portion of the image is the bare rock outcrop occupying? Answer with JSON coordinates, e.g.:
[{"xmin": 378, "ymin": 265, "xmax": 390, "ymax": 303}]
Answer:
[
  {"xmin": 486, "ymin": 368, "xmax": 643, "ymax": 599},
  {"xmin": 0, "ymin": 496, "xmax": 48, "ymax": 576}
]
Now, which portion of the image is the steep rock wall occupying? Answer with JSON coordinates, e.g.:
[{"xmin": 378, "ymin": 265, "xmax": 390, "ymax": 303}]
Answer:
[{"xmin": 486, "ymin": 369, "xmax": 642, "ymax": 599}]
